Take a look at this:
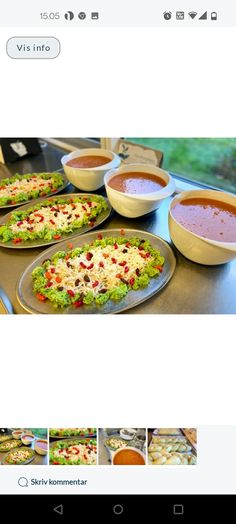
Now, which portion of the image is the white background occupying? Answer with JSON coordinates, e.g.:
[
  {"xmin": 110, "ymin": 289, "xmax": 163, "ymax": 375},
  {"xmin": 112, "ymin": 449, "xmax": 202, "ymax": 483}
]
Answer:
[{"xmin": 0, "ymin": 13, "xmax": 236, "ymax": 494}]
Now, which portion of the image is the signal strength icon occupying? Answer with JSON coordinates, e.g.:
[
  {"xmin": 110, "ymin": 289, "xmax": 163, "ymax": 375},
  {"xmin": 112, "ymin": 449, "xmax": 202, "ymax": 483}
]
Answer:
[{"xmin": 189, "ymin": 12, "xmax": 197, "ymax": 19}]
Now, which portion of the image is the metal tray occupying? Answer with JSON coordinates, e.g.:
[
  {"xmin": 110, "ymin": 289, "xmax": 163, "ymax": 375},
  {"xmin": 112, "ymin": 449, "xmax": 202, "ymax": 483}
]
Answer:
[
  {"xmin": 0, "ymin": 171, "xmax": 69, "ymax": 209},
  {"xmin": 17, "ymin": 229, "xmax": 176, "ymax": 314},
  {"xmin": 0, "ymin": 194, "xmax": 112, "ymax": 249},
  {"xmin": 1, "ymin": 449, "xmax": 35, "ymax": 465}
]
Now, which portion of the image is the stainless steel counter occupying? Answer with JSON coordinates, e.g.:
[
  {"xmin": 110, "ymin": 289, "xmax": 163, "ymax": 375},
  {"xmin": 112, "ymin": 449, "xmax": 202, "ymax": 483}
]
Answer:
[{"xmin": 0, "ymin": 142, "xmax": 236, "ymax": 314}]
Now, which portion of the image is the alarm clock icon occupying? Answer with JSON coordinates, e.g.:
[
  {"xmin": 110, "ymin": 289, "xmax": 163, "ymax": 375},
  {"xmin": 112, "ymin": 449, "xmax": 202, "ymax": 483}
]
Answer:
[{"xmin": 163, "ymin": 12, "xmax": 172, "ymax": 20}]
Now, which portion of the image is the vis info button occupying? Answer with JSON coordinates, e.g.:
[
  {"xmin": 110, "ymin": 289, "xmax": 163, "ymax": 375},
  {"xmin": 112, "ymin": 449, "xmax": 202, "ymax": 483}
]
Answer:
[{"xmin": 6, "ymin": 37, "xmax": 60, "ymax": 59}]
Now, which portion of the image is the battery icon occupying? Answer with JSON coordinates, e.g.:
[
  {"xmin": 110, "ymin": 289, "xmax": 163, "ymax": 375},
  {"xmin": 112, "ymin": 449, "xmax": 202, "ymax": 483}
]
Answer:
[{"xmin": 211, "ymin": 12, "xmax": 217, "ymax": 20}]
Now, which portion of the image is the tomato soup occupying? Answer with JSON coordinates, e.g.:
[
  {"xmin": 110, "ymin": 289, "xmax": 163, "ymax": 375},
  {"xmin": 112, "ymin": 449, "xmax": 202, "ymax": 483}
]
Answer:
[
  {"xmin": 172, "ymin": 198, "xmax": 236, "ymax": 242},
  {"xmin": 108, "ymin": 172, "xmax": 166, "ymax": 194},
  {"xmin": 113, "ymin": 449, "xmax": 145, "ymax": 465},
  {"xmin": 36, "ymin": 440, "xmax": 48, "ymax": 450},
  {"xmin": 66, "ymin": 155, "xmax": 111, "ymax": 169}
]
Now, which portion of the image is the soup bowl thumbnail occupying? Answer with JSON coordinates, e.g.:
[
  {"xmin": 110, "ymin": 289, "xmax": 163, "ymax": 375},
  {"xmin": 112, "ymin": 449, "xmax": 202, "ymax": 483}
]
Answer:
[
  {"xmin": 21, "ymin": 433, "xmax": 35, "ymax": 446},
  {"xmin": 35, "ymin": 439, "xmax": 48, "ymax": 456},
  {"xmin": 168, "ymin": 189, "xmax": 236, "ymax": 265},
  {"xmin": 12, "ymin": 430, "xmax": 24, "ymax": 439},
  {"xmin": 112, "ymin": 447, "xmax": 146, "ymax": 466},
  {"xmin": 61, "ymin": 148, "xmax": 121, "ymax": 191},
  {"xmin": 104, "ymin": 164, "xmax": 175, "ymax": 218}
]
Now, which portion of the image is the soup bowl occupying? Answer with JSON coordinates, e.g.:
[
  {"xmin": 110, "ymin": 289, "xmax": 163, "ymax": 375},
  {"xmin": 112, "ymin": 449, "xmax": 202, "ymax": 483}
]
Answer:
[
  {"xmin": 168, "ymin": 189, "xmax": 236, "ymax": 265},
  {"xmin": 112, "ymin": 446, "xmax": 146, "ymax": 466},
  {"xmin": 21, "ymin": 433, "xmax": 35, "ymax": 446},
  {"xmin": 35, "ymin": 439, "xmax": 48, "ymax": 456},
  {"xmin": 61, "ymin": 148, "xmax": 121, "ymax": 191},
  {"xmin": 104, "ymin": 164, "xmax": 175, "ymax": 218}
]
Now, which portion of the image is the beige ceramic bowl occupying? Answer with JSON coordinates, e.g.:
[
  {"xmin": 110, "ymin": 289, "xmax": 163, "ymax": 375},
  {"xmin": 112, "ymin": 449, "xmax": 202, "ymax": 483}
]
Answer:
[
  {"xmin": 168, "ymin": 189, "xmax": 236, "ymax": 265},
  {"xmin": 35, "ymin": 439, "xmax": 48, "ymax": 456},
  {"xmin": 61, "ymin": 148, "xmax": 121, "ymax": 191},
  {"xmin": 21, "ymin": 433, "xmax": 35, "ymax": 446},
  {"xmin": 105, "ymin": 164, "xmax": 175, "ymax": 218}
]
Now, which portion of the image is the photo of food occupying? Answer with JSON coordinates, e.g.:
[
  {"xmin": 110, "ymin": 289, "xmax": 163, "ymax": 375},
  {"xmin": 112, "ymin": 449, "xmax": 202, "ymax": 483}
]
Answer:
[
  {"xmin": 99, "ymin": 428, "xmax": 146, "ymax": 465},
  {"xmin": 0, "ymin": 428, "xmax": 48, "ymax": 465},
  {"xmin": 148, "ymin": 428, "xmax": 197, "ymax": 466},
  {"xmin": 0, "ymin": 137, "xmax": 235, "ymax": 314},
  {"xmin": 49, "ymin": 428, "xmax": 97, "ymax": 465}
]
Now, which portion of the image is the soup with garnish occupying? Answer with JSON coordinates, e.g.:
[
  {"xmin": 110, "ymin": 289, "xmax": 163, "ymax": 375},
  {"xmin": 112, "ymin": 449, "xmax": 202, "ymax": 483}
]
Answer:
[
  {"xmin": 113, "ymin": 449, "xmax": 145, "ymax": 465},
  {"xmin": 171, "ymin": 198, "xmax": 236, "ymax": 242},
  {"xmin": 108, "ymin": 172, "xmax": 166, "ymax": 194},
  {"xmin": 66, "ymin": 156, "xmax": 111, "ymax": 169}
]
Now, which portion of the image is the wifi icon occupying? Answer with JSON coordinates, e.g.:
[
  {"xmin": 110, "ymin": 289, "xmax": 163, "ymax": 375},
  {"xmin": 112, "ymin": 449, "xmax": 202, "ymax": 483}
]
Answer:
[{"xmin": 189, "ymin": 12, "xmax": 197, "ymax": 19}]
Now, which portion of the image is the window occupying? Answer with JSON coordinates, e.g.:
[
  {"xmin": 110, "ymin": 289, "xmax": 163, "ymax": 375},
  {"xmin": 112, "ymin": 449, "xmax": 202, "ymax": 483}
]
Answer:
[{"xmin": 128, "ymin": 138, "xmax": 236, "ymax": 194}]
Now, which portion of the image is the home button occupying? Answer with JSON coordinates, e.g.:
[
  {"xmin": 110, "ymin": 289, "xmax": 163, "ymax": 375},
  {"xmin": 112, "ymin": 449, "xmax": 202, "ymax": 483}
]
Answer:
[{"xmin": 113, "ymin": 504, "xmax": 124, "ymax": 515}]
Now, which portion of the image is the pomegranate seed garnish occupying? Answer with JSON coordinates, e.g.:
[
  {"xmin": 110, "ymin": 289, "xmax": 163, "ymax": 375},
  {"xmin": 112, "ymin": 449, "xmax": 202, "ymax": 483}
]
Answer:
[
  {"xmin": 114, "ymin": 242, "xmax": 118, "ymax": 249},
  {"xmin": 67, "ymin": 290, "xmax": 75, "ymax": 297},
  {"xmin": 92, "ymin": 280, "xmax": 99, "ymax": 288},
  {"xmin": 111, "ymin": 257, "xmax": 117, "ymax": 264},
  {"xmin": 99, "ymin": 261, "xmax": 104, "ymax": 268},
  {"xmin": 118, "ymin": 261, "xmax": 126, "ymax": 267},
  {"xmin": 50, "ymin": 267, "xmax": 55, "ymax": 274},
  {"xmin": 17, "ymin": 221, "xmax": 23, "ymax": 226},
  {"xmin": 46, "ymin": 282, "xmax": 53, "ymax": 288},
  {"xmin": 80, "ymin": 262, "xmax": 86, "ymax": 269},
  {"xmin": 129, "ymin": 277, "xmax": 135, "ymax": 286},
  {"xmin": 87, "ymin": 263, "xmax": 94, "ymax": 270},
  {"xmin": 86, "ymin": 252, "xmax": 93, "ymax": 261},
  {"xmin": 145, "ymin": 252, "xmax": 151, "ymax": 258},
  {"xmin": 74, "ymin": 300, "xmax": 83, "ymax": 308},
  {"xmin": 124, "ymin": 266, "xmax": 129, "ymax": 273}
]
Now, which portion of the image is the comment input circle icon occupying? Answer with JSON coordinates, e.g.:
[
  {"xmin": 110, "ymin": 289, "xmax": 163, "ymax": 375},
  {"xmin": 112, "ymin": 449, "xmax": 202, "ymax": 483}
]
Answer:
[{"xmin": 18, "ymin": 477, "xmax": 28, "ymax": 487}]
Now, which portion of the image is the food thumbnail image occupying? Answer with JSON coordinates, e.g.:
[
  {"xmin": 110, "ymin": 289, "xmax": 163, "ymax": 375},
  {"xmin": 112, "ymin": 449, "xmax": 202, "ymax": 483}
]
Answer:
[
  {"xmin": 49, "ymin": 428, "xmax": 97, "ymax": 465},
  {"xmin": 0, "ymin": 428, "xmax": 48, "ymax": 465},
  {"xmin": 148, "ymin": 428, "xmax": 197, "ymax": 465},
  {"xmin": 99, "ymin": 428, "xmax": 146, "ymax": 465}
]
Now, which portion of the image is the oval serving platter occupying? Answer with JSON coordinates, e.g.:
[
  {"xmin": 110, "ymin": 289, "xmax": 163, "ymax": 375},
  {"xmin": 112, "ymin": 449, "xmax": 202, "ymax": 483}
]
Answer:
[
  {"xmin": 1, "ymin": 449, "xmax": 36, "ymax": 466},
  {"xmin": 17, "ymin": 228, "xmax": 176, "ymax": 314},
  {"xmin": 0, "ymin": 171, "xmax": 69, "ymax": 209},
  {"xmin": 0, "ymin": 194, "xmax": 112, "ymax": 248}
]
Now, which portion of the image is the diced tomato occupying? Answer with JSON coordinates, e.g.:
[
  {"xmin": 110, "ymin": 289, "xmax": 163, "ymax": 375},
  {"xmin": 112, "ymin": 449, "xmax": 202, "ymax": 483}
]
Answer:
[
  {"xmin": 87, "ymin": 263, "xmax": 94, "ymax": 270},
  {"xmin": 86, "ymin": 252, "xmax": 93, "ymax": 261},
  {"xmin": 53, "ymin": 234, "xmax": 61, "ymax": 240},
  {"xmin": 13, "ymin": 238, "xmax": 22, "ymax": 244},
  {"xmin": 45, "ymin": 271, "xmax": 52, "ymax": 280},
  {"xmin": 103, "ymin": 253, "xmax": 109, "ymax": 259},
  {"xmin": 114, "ymin": 242, "xmax": 118, "ymax": 249},
  {"xmin": 111, "ymin": 257, "xmax": 117, "ymax": 264},
  {"xmin": 55, "ymin": 276, "xmax": 62, "ymax": 283},
  {"xmin": 80, "ymin": 262, "xmax": 87, "ymax": 269},
  {"xmin": 92, "ymin": 280, "xmax": 99, "ymax": 288},
  {"xmin": 155, "ymin": 265, "xmax": 163, "ymax": 272},
  {"xmin": 97, "ymin": 233, "xmax": 103, "ymax": 240},
  {"xmin": 74, "ymin": 300, "xmax": 83, "ymax": 308},
  {"xmin": 36, "ymin": 292, "xmax": 47, "ymax": 302},
  {"xmin": 67, "ymin": 289, "xmax": 75, "ymax": 297},
  {"xmin": 99, "ymin": 261, "xmax": 104, "ymax": 268},
  {"xmin": 129, "ymin": 277, "xmax": 135, "ymax": 286},
  {"xmin": 116, "ymin": 273, "xmax": 123, "ymax": 279},
  {"xmin": 124, "ymin": 266, "xmax": 129, "ymax": 273}
]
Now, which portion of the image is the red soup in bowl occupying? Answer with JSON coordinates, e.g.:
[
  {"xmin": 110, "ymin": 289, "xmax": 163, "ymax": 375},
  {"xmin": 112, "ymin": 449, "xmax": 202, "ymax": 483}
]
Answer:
[
  {"xmin": 171, "ymin": 198, "xmax": 236, "ymax": 242},
  {"xmin": 66, "ymin": 155, "xmax": 111, "ymax": 169},
  {"xmin": 113, "ymin": 448, "xmax": 145, "ymax": 465},
  {"xmin": 108, "ymin": 172, "xmax": 166, "ymax": 194}
]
